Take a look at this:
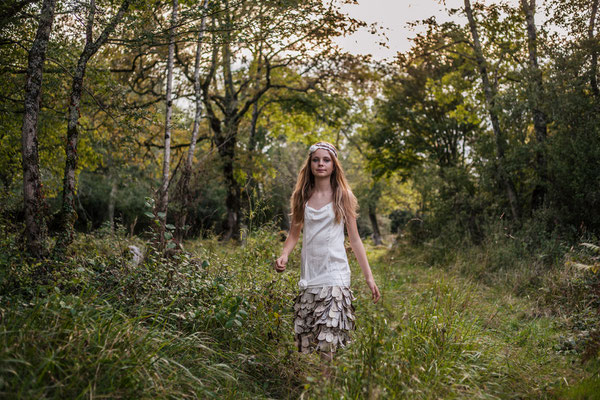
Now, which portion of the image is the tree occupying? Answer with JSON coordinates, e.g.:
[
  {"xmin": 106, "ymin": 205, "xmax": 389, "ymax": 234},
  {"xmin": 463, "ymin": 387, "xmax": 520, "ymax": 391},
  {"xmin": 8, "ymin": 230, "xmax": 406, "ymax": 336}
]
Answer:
[
  {"xmin": 55, "ymin": 0, "xmax": 132, "ymax": 254},
  {"xmin": 197, "ymin": 0, "xmax": 359, "ymax": 240},
  {"xmin": 520, "ymin": 0, "xmax": 548, "ymax": 208},
  {"xmin": 173, "ymin": 0, "xmax": 209, "ymax": 242},
  {"xmin": 541, "ymin": 0, "xmax": 600, "ymax": 232},
  {"xmin": 155, "ymin": 0, "xmax": 178, "ymax": 247},
  {"xmin": 21, "ymin": 0, "xmax": 57, "ymax": 258},
  {"xmin": 589, "ymin": 0, "xmax": 599, "ymax": 97},
  {"xmin": 365, "ymin": 23, "xmax": 480, "ymax": 179},
  {"xmin": 464, "ymin": 0, "xmax": 521, "ymax": 223}
]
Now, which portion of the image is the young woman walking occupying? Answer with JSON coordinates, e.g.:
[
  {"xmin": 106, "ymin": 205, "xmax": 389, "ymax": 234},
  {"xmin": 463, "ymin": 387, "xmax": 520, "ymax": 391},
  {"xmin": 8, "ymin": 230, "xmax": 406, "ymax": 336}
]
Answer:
[{"xmin": 275, "ymin": 141, "xmax": 380, "ymax": 359}]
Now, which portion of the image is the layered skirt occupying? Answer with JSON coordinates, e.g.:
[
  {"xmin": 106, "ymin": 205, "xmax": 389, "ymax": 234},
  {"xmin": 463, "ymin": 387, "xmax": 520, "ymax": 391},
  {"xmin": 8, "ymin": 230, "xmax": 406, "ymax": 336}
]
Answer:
[{"xmin": 293, "ymin": 286, "xmax": 356, "ymax": 353}]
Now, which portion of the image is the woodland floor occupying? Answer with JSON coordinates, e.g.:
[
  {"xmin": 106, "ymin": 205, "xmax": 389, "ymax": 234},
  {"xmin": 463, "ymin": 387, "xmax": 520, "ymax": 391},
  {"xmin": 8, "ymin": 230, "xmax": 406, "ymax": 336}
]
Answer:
[
  {"xmin": 296, "ymin": 244, "xmax": 600, "ymax": 399},
  {"xmin": 2, "ymin": 234, "xmax": 599, "ymax": 399}
]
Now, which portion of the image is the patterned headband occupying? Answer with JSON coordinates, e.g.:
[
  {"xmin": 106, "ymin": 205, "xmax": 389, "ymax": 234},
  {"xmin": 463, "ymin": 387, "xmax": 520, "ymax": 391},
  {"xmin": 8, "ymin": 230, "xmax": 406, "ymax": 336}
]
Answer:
[{"xmin": 309, "ymin": 142, "xmax": 337, "ymax": 158}]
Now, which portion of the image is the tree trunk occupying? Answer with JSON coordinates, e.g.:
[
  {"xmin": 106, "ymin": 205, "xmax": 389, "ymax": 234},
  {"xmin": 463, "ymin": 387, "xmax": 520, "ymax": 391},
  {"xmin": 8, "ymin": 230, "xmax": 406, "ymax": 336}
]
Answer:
[
  {"xmin": 216, "ymin": 127, "xmax": 241, "ymax": 241},
  {"xmin": 175, "ymin": 0, "xmax": 208, "ymax": 242},
  {"xmin": 368, "ymin": 203, "xmax": 382, "ymax": 246},
  {"xmin": 521, "ymin": 0, "xmax": 547, "ymax": 143},
  {"xmin": 590, "ymin": 0, "xmax": 599, "ymax": 97},
  {"xmin": 58, "ymin": 51, "xmax": 90, "ymax": 250},
  {"xmin": 20, "ymin": 0, "xmax": 56, "ymax": 259},
  {"xmin": 464, "ymin": 0, "xmax": 521, "ymax": 223},
  {"xmin": 217, "ymin": 20, "xmax": 241, "ymax": 241},
  {"xmin": 108, "ymin": 178, "xmax": 117, "ymax": 231},
  {"xmin": 520, "ymin": 0, "xmax": 548, "ymax": 209},
  {"xmin": 199, "ymin": 7, "xmax": 274, "ymax": 241},
  {"xmin": 156, "ymin": 0, "xmax": 178, "ymax": 243},
  {"xmin": 245, "ymin": 47, "xmax": 264, "ymax": 202},
  {"xmin": 55, "ymin": 0, "xmax": 131, "ymax": 254},
  {"xmin": 368, "ymin": 178, "xmax": 383, "ymax": 245}
]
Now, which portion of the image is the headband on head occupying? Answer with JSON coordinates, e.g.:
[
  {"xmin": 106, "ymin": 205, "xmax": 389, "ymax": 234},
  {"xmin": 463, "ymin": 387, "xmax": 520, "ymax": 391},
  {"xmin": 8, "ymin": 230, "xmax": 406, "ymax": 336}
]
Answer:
[{"xmin": 309, "ymin": 142, "xmax": 337, "ymax": 158}]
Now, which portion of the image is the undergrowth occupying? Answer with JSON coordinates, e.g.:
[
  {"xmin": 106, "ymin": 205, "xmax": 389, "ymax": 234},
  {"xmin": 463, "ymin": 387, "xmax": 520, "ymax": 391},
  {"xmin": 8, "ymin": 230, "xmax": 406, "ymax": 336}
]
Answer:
[
  {"xmin": 0, "ymin": 221, "xmax": 307, "ymax": 399},
  {"xmin": 305, "ymin": 247, "xmax": 582, "ymax": 398},
  {"xmin": 1, "ymin": 215, "xmax": 599, "ymax": 398}
]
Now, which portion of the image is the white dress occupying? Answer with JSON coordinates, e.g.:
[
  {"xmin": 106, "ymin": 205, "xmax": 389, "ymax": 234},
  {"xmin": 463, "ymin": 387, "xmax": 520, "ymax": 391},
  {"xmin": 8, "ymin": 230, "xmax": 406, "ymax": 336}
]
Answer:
[
  {"xmin": 294, "ymin": 202, "xmax": 356, "ymax": 353},
  {"xmin": 298, "ymin": 202, "xmax": 351, "ymax": 289}
]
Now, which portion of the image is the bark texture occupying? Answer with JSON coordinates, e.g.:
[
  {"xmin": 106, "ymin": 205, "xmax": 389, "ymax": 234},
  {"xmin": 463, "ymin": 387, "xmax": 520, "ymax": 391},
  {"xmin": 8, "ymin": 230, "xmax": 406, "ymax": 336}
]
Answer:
[
  {"xmin": 21, "ymin": 0, "xmax": 56, "ymax": 258},
  {"xmin": 56, "ymin": 0, "xmax": 131, "ymax": 253},
  {"xmin": 464, "ymin": 0, "xmax": 521, "ymax": 223}
]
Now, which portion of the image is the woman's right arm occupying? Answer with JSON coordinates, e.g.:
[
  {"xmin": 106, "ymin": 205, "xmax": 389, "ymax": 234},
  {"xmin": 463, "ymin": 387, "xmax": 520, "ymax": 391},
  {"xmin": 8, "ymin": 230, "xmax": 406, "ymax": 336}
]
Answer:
[{"xmin": 275, "ymin": 220, "xmax": 302, "ymax": 272}]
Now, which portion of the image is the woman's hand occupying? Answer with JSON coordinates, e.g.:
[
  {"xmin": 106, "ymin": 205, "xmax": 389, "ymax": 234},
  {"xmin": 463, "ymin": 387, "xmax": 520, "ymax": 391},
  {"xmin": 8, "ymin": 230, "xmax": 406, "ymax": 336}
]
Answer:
[
  {"xmin": 274, "ymin": 254, "xmax": 288, "ymax": 273},
  {"xmin": 367, "ymin": 279, "xmax": 381, "ymax": 303}
]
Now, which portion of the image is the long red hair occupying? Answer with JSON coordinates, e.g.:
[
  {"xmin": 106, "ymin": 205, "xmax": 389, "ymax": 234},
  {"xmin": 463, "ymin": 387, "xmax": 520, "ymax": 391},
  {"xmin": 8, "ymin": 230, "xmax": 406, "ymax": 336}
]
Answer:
[{"xmin": 290, "ymin": 142, "xmax": 358, "ymax": 225}]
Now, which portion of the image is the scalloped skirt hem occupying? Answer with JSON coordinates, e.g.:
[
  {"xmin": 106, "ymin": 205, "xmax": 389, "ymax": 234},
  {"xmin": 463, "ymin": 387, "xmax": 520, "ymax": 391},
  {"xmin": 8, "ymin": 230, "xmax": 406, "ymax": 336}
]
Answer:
[{"xmin": 293, "ymin": 285, "xmax": 356, "ymax": 354}]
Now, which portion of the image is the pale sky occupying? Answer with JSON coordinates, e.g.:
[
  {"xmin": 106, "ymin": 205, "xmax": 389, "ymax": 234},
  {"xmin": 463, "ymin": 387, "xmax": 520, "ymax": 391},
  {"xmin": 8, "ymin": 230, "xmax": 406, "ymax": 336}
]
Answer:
[{"xmin": 335, "ymin": 0, "xmax": 520, "ymax": 60}]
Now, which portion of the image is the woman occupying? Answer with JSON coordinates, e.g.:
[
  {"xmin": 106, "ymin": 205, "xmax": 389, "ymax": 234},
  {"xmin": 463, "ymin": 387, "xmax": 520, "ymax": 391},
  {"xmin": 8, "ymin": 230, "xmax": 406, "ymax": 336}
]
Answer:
[{"xmin": 275, "ymin": 141, "xmax": 381, "ymax": 359}]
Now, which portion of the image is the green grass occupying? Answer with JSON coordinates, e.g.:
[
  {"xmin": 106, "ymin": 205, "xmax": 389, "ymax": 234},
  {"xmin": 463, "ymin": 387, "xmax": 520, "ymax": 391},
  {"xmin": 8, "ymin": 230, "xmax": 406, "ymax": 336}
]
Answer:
[
  {"xmin": 305, "ymin": 245, "xmax": 599, "ymax": 399},
  {"xmin": 1, "ymin": 228, "xmax": 598, "ymax": 398},
  {"xmin": 0, "ymin": 229, "xmax": 306, "ymax": 399}
]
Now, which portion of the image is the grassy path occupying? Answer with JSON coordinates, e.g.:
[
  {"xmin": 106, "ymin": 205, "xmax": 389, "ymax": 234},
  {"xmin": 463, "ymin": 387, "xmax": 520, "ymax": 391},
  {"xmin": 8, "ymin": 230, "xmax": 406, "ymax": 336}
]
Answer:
[{"xmin": 303, "ymin": 246, "xmax": 597, "ymax": 399}]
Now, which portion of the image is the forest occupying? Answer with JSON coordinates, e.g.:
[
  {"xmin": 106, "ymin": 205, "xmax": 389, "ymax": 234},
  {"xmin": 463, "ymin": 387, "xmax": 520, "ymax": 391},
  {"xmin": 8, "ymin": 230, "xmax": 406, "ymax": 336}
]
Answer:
[{"xmin": 1, "ymin": 0, "xmax": 600, "ymax": 398}]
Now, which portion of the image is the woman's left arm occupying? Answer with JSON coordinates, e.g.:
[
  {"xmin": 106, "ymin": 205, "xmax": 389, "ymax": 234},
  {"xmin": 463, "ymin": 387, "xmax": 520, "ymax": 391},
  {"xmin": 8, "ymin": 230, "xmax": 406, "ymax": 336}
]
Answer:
[{"xmin": 346, "ymin": 214, "xmax": 381, "ymax": 303}]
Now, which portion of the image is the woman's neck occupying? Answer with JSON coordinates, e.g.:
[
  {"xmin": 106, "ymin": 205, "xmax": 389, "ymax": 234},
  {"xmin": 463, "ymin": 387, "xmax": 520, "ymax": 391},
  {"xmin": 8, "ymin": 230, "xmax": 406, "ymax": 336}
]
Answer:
[{"xmin": 313, "ymin": 176, "xmax": 332, "ymax": 194}]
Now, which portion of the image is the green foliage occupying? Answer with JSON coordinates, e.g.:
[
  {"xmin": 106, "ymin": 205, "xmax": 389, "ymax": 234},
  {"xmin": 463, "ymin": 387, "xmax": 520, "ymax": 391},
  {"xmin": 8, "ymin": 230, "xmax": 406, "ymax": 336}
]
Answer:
[
  {"xmin": 0, "ymin": 292, "xmax": 233, "ymax": 398},
  {"xmin": 0, "ymin": 219, "xmax": 308, "ymax": 398},
  {"xmin": 365, "ymin": 44, "xmax": 480, "ymax": 178},
  {"xmin": 555, "ymin": 240, "xmax": 600, "ymax": 362},
  {"xmin": 383, "ymin": 216, "xmax": 600, "ymax": 372},
  {"xmin": 361, "ymin": 0, "xmax": 600, "ymax": 249},
  {"xmin": 305, "ymin": 245, "xmax": 592, "ymax": 399},
  {"xmin": 74, "ymin": 170, "xmax": 152, "ymax": 232},
  {"xmin": 545, "ymin": 87, "xmax": 600, "ymax": 232},
  {"xmin": 2, "ymin": 214, "xmax": 600, "ymax": 397}
]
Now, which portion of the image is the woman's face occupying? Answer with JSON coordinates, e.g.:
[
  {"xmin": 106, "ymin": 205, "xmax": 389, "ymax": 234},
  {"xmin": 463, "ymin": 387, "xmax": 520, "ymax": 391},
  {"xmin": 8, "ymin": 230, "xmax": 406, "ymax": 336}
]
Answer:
[{"xmin": 310, "ymin": 148, "xmax": 334, "ymax": 178}]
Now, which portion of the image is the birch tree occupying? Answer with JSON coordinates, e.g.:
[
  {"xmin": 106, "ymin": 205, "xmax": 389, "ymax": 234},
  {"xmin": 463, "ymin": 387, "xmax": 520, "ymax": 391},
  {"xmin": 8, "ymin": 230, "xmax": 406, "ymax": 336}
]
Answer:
[
  {"xmin": 174, "ymin": 0, "xmax": 209, "ymax": 242},
  {"xmin": 21, "ymin": 0, "xmax": 57, "ymax": 258},
  {"xmin": 155, "ymin": 0, "xmax": 178, "ymax": 245}
]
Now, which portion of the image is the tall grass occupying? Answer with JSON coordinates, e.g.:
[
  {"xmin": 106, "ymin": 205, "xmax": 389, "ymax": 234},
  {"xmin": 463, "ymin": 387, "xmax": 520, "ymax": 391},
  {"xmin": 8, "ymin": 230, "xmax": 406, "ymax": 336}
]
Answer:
[
  {"xmin": 1, "ymin": 291, "xmax": 236, "ymax": 398},
  {"xmin": 0, "ymin": 219, "xmax": 597, "ymax": 398},
  {"xmin": 305, "ymin": 243, "xmax": 595, "ymax": 399},
  {"xmin": 0, "ymin": 225, "xmax": 307, "ymax": 399}
]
